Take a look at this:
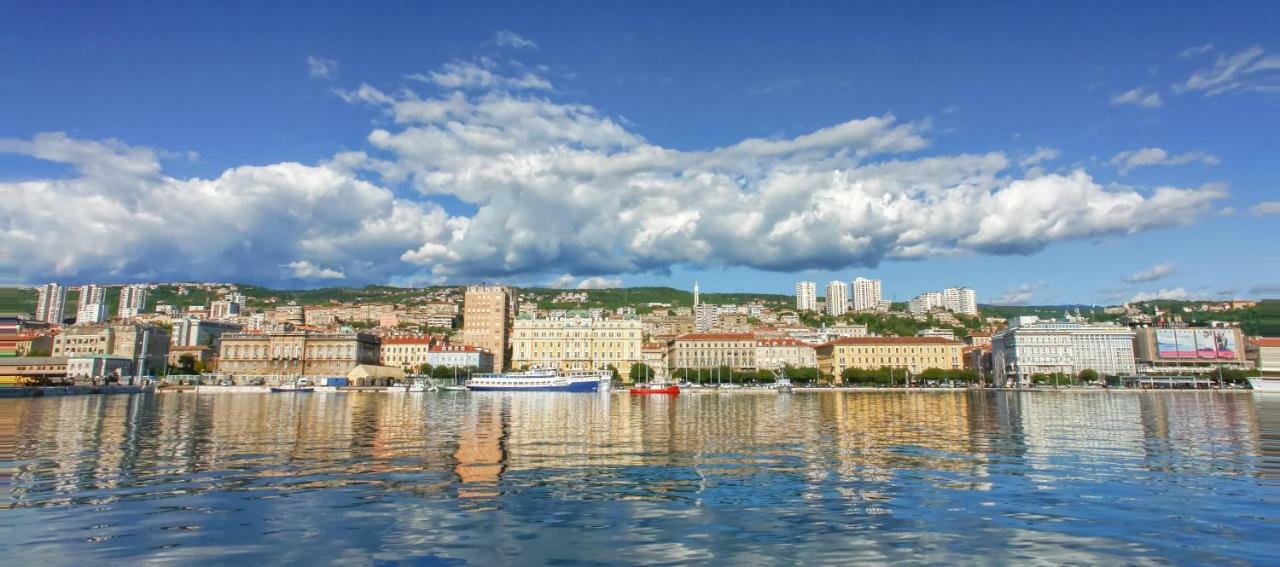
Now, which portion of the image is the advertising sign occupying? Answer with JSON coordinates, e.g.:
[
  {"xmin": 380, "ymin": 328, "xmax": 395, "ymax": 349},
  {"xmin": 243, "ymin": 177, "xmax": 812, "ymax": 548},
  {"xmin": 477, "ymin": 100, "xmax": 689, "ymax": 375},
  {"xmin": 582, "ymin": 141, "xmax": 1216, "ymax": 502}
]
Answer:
[
  {"xmin": 1214, "ymin": 329, "xmax": 1238, "ymax": 359},
  {"xmin": 1197, "ymin": 329, "xmax": 1218, "ymax": 359},
  {"xmin": 1156, "ymin": 329, "xmax": 1179, "ymax": 358},
  {"xmin": 1174, "ymin": 330, "xmax": 1197, "ymax": 358}
]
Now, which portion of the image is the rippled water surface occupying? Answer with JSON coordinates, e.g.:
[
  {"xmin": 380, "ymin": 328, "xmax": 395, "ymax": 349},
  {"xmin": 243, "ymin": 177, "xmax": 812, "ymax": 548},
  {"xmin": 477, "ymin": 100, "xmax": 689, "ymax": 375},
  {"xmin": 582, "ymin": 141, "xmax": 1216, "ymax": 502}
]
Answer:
[{"xmin": 2, "ymin": 391, "xmax": 1278, "ymax": 565}]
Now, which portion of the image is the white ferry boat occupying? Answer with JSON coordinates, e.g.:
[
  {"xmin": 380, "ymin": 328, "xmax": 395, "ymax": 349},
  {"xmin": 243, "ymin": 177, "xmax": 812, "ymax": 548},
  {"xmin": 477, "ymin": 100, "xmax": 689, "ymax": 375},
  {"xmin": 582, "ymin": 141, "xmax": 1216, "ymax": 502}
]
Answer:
[
  {"xmin": 1248, "ymin": 377, "xmax": 1280, "ymax": 392},
  {"xmin": 465, "ymin": 368, "xmax": 610, "ymax": 392}
]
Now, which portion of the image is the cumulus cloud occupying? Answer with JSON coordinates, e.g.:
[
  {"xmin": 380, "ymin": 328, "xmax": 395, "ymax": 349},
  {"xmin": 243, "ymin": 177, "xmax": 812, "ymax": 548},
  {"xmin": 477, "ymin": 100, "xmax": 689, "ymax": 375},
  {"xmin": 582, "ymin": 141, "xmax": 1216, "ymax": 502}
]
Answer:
[
  {"xmin": 307, "ymin": 55, "xmax": 338, "ymax": 79},
  {"xmin": 576, "ymin": 276, "xmax": 622, "ymax": 289},
  {"xmin": 989, "ymin": 282, "xmax": 1046, "ymax": 306},
  {"xmin": 1109, "ymin": 147, "xmax": 1220, "ymax": 174},
  {"xmin": 1130, "ymin": 287, "xmax": 1195, "ymax": 302},
  {"xmin": 1249, "ymin": 201, "xmax": 1280, "ymax": 215},
  {"xmin": 0, "ymin": 59, "xmax": 1232, "ymax": 286},
  {"xmin": 1019, "ymin": 146, "xmax": 1059, "ymax": 168},
  {"xmin": 1125, "ymin": 262, "xmax": 1176, "ymax": 283},
  {"xmin": 287, "ymin": 261, "xmax": 346, "ymax": 280},
  {"xmin": 493, "ymin": 30, "xmax": 537, "ymax": 49},
  {"xmin": 1110, "ymin": 87, "xmax": 1163, "ymax": 108},
  {"xmin": 405, "ymin": 60, "xmax": 552, "ymax": 91},
  {"xmin": 1175, "ymin": 46, "xmax": 1280, "ymax": 96}
]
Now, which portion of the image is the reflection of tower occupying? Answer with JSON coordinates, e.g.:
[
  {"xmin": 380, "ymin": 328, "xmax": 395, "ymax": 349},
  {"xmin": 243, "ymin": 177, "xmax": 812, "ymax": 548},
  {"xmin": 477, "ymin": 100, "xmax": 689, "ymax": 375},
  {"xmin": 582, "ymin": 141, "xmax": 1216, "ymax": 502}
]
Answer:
[
  {"xmin": 454, "ymin": 396, "xmax": 508, "ymax": 499},
  {"xmin": 693, "ymin": 281, "xmax": 700, "ymax": 310}
]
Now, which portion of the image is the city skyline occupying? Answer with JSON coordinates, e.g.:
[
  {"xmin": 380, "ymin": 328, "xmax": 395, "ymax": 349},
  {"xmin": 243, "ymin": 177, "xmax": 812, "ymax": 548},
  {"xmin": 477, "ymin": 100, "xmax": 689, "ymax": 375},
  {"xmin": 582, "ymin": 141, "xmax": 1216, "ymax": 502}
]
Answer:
[{"xmin": 3, "ymin": 3, "xmax": 1279, "ymax": 305}]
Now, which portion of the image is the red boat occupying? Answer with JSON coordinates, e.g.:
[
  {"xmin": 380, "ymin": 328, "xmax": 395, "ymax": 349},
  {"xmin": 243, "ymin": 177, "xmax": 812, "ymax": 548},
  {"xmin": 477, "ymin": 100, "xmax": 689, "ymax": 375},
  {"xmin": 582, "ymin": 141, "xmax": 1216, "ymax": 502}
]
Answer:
[{"xmin": 629, "ymin": 383, "xmax": 680, "ymax": 395}]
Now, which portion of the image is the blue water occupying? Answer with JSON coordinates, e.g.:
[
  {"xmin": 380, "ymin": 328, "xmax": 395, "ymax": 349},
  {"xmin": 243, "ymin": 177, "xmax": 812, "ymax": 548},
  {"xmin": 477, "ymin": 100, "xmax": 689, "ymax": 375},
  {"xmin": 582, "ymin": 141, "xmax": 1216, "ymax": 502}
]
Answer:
[{"xmin": 2, "ymin": 391, "xmax": 1277, "ymax": 565}]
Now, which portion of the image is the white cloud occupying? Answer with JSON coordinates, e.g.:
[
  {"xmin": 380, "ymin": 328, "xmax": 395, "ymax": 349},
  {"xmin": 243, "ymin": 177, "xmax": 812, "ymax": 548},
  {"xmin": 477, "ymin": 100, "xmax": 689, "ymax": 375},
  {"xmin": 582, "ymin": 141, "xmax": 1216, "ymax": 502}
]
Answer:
[
  {"xmin": 1019, "ymin": 146, "xmax": 1059, "ymax": 168},
  {"xmin": 493, "ymin": 30, "xmax": 537, "ymax": 49},
  {"xmin": 287, "ymin": 261, "xmax": 346, "ymax": 280},
  {"xmin": 307, "ymin": 55, "xmax": 338, "ymax": 79},
  {"xmin": 405, "ymin": 60, "xmax": 552, "ymax": 91},
  {"xmin": 1125, "ymin": 262, "xmax": 1176, "ymax": 284},
  {"xmin": 1180, "ymin": 42, "xmax": 1214, "ymax": 59},
  {"xmin": 1175, "ymin": 46, "xmax": 1280, "ymax": 96},
  {"xmin": 576, "ymin": 276, "xmax": 622, "ymax": 289},
  {"xmin": 990, "ymin": 282, "xmax": 1045, "ymax": 306},
  {"xmin": 0, "ymin": 59, "xmax": 1232, "ymax": 286},
  {"xmin": 547, "ymin": 273, "xmax": 576, "ymax": 288},
  {"xmin": 1109, "ymin": 147, "xmax": 1220, "ymax": 174},
  {"xmin": 1249, "ymin": 201, "xmax": 1280, "ymax": 216},
  {"xmin": 1110, "ymin": 87, "xmax": 1164, "ymax": 108},
  {"xmin": 1130, "ymin": 287, "xmax": 1195, "ymax": 302}
]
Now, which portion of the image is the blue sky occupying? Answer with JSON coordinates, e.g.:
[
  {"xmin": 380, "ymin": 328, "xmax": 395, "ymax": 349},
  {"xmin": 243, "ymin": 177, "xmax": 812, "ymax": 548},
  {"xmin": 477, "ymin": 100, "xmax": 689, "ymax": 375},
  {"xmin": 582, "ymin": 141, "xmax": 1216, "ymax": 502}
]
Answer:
[{"xmin": 1, "ymin": 1, "xmax": 1277, "ymax": 304}]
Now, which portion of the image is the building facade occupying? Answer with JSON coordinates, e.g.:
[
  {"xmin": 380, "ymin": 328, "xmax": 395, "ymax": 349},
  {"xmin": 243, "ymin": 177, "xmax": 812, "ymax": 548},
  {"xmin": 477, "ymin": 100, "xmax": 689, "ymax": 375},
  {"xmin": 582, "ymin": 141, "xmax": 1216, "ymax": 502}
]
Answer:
[
  {"xmin": 669, "ymin": 333, "xmax": 757, "ymax": 370},
  {"xmin": 851, "ymin": 277, "xmax": 882, "ymax": 312},
  {"xmin": 1132, "ymin": 327, "xmax": 1249, "ymax": 373},
  {"xmin": 908, "ymin": 291, "xmax": 944, "ymax": 315},
  {"xmin": 510, "ymin": 313, "xmax": 643, "ymax": 380},
  {"xmin": 35, "ymin": 283, "xmax": 67, "ymax": 324},
  {"xmin": 825, "ymin": 280, "xmax": 849, "ymax": 316},
  {"xmin": 816, "ymin": 336, "xmax": 963, "ymax": 381},
  {"xmin": 463, "ymin": 285, "xmax": 510, "ymax": 371},
  {"xmin": 118, "ymin": 285, "xmax": 148, "ymax": 319},
  {"xmin": 216, "ymin": 332, "xmax": 380, "ymax": 376},
  {"xmin": 991, "ymin": 319, "xmax": 1136, "ymax": 386},
  {"xmin": 795, "ymin": 281, "xmax": 817, "ymax": 312},
  {"xmin": 943, "ymin": 287, "xmax": 978, "ymax": 315},
  {"xmin": 77, "ymin": 302, "xmax": 108, "ymax": 324},
  {"xmin": 427, "ymin": 345, "xmax": 494, "ymax": 372},
  {"xmin": 170, "ymin": 318, "xmax": 244, "ymax": 350},
  {"xmin": 52, "ymin": 324, "xmax": 170, "ymax": 375},
  {"xmin": 380, "ymin": 336, "xmax": 436, "ymax": 370},
  {"xmin": 755, "ymin": 338, "xmax": 817, "ymax": 370}
]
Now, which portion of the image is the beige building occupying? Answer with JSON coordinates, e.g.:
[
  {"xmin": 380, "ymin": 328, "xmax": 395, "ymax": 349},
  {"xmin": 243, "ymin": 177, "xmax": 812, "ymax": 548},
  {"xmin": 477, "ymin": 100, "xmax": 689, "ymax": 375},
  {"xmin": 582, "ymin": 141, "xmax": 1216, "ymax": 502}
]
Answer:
[
  {"xmin": 380, "ymin": 336, "xmax": 436, "ymax": 370},
  {"xmin": 669, "ymin": 333, "xmax": 757, "ymax": 370},
  {"xmin": 463, "ymin": 285, "xmax": 510, "ymax": 371},
  {"xmin": 816, "ymin": 336, "xmax": 963, "ymax": 381},
  {"xmin": 510, "ymin": 313, "xmax": 643, "ymax": 381},
  {"xmin": 755, "ymin": 338, "xmax": 817, "ymax": 370},
  {"xmin": 217, "ymin": 331, "xmax": 380, "ymax": 377},
  {"xmin": 52, "ymin": 324, "xmax": 170, "ymax": 375}
]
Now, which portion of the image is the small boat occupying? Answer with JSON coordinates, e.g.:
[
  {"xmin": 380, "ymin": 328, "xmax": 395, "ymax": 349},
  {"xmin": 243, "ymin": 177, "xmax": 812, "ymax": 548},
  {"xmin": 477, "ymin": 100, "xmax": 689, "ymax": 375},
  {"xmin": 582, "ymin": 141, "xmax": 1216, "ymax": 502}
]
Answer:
[
  {"xmin": 271, "ymin": 378, "xmax": 313, "ymax": 393},
  {"xmin": 441, "ymin": 385, "xmax": 468, "ymax": 392},
  {"xmin": 629, "ymin": 382, "xmax": 680, "ymax": 395}
]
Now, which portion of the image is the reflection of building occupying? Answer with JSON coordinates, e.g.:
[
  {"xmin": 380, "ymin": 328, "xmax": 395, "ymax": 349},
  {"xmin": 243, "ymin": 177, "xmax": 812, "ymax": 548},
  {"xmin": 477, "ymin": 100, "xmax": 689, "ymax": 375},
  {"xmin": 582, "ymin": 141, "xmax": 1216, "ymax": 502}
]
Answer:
[
  {"xmin": 1134, "ymin": 327, "xmax": 1249, "ymax": 373},
  {"xmin": 217, "ymin": 331, "xmax": 380, "ymax": 376},
  {"xmin": 991, "ymin": 318, "xmax": 1135, "ymax": 386},
  {"xmin": 463, "ymin": 286, "xmax": 510, "ymax": 371},
  {"xmin": 510, "ymin": 313, "xmax": 642, "ymax": 380},
  {"xmin": 816, "ymin": 336, "xmax": 962, "ymax": 381}
]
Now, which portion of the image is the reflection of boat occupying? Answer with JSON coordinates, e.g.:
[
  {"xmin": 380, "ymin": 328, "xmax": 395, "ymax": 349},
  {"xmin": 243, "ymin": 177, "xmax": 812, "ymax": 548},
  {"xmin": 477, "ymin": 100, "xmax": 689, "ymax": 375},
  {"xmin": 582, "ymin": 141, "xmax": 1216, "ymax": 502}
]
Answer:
[
  {"xmin": 630, "ymin": 382, "xmax": 680, "ymax": 395},
  {"xmin": 442, "ymin": 385, "xmax": 468, "ymax": 392},
  {"xmin": 466, "ymin": 368, "xmax": 607, "ymax": 392},
  {"xmin": 1249, "ymin": 377, "xmax": 1280, "ymax": 392},
  {"xmin": 407, "ymin": 379, "xmax": 438, "ymax": 393}
]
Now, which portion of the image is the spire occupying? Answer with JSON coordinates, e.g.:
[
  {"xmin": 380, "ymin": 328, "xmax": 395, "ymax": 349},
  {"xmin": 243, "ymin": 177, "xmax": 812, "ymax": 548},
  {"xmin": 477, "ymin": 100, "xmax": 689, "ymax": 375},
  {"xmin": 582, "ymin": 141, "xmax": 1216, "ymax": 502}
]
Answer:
[{"xmin": 693, "ymin": 281, "xmax": 700, "ymax": 309}]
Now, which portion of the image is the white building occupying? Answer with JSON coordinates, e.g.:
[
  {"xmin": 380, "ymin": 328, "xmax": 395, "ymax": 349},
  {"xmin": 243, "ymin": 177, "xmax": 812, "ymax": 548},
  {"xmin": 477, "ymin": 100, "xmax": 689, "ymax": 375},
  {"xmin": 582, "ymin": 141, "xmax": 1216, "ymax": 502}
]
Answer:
[
  {"xmin": 77, "ymin": 302, "xmax": 108, "ymax": 324},
  {"xmin": 78, "ymin": 284, "xmax": 105, "ymax": 312},
  {"xmin": 908, "ymin": 291, "xmax": 944, "ymax": 314},
  {"xmin": 991, "ymin": 318, "xmax": 1136, "ymax": 386},
  {"xmin": 427, "ymin": 345, "xmax": 494, "ymax": 372},
  {"xmin": 825, "ymin": 280, "xmax": 849, "ymax": 316},
  {"xmin": 851, "ymin": 277, "xmax": 882, "ymax": 312},
  {"xmin": 695, "ymin": 304, "xmax": 718, "ymax": 333},
  {"xmin": 795, "ymin": 281, "xmax": 817, "ymax": 312},
  {"xmin": 943, "ymin": 286, "xmax": 978, "ymax": 315},
  {"xmin": 210, "ymin": 300, "xmax": 241, "ymax": 320},
  {"xmin": 35, "ymin": 283, "xmax": 67, "ymax": 324},
  {"xmin": 118, "ymin": 285, "xmax": 148, "ymax": 319},
  {"xmin": 170, "ymin": 318, "xmax": 243, "ymax": 350},
  {"xmin": 755, "ymin": 338, "xmax": 818, "ymax": 370}
]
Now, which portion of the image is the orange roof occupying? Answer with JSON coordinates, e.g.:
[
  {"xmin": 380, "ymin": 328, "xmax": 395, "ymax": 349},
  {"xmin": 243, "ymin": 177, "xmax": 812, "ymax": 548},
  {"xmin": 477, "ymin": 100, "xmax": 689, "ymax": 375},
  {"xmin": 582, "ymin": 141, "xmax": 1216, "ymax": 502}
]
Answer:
[
  {"xmin": 1254, "ymin": 337, "xmax": 1280, "ymax": 347},
  {"xmin": 674, "ymin": 332, "xmax": 756, "ymax": 341},
  {"xmin": 755, "ymin": 338, "xmax": 811, "ymax": 347},
  {"xmin": 382, "ymin": 336, "xmax": 434, "ymax": 345},
  {"xmin": 821, "ymin": 336, "xmax": 962, "ymax": 347}
]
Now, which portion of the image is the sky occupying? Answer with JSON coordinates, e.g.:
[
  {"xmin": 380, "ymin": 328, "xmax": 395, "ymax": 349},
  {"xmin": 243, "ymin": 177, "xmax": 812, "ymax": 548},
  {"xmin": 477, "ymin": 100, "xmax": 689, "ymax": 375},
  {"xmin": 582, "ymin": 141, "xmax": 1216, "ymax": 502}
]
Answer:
[{"xmin": 1, "ymin": 1, "xmax": 1278, "ymax": 305}]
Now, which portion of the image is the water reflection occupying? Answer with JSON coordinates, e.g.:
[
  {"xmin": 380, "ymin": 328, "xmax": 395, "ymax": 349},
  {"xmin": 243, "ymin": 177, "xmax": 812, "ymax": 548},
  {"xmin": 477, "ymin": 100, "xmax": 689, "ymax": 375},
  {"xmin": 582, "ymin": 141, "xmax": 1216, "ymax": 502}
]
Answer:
[{"xmin": 0, "ymin": 391, "xmax": 1275, "ymax": 565}]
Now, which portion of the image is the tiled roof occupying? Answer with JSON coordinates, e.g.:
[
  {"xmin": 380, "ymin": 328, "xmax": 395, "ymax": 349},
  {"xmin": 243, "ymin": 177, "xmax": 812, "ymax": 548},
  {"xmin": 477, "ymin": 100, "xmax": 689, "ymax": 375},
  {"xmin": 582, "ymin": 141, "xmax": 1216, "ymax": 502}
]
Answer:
[
  {"xmin": 382, "ymin": 336, "xmax": 434, "ymax": 345},
  {"xmin": 674, "ymin": 332, "xmax": 756, "ymax": 341},
  {"xmin": 821, "ymin": 336, "xmax": 962, "ymax": 347},
  {"xmin": 1254, "ymin": 337, "xmax": 1280, "ymax": 347},
  {"xmin": 755, "ymin": 338, "xmax": 811, "ymax": 347}
]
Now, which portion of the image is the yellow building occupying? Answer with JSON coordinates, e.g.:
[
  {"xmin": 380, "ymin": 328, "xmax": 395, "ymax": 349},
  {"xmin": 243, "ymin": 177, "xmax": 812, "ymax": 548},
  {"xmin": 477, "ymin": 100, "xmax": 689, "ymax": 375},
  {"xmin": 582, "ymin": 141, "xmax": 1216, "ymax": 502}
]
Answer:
[
  {"xmin": 816, "ymin": 336, "xmax": 963, "ymax": 382},
  {"xmin": 668, "ymin": 332, "xmax": 757, "ymax": 370},
  {"xmin": 510, "ymin": 313, "xmax": 642, "ymax": 381}
]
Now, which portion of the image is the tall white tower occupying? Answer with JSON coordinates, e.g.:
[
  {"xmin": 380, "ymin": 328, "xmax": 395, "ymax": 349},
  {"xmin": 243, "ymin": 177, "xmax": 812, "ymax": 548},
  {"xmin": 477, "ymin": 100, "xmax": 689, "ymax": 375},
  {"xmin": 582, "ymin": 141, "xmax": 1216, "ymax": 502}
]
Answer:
[
  {"xmin": 795, "ymin": 281, "xmax": 817, "ymax": 311},
  {"xmin": 851, "ymin": 277, "xmax": 882, "ymax": 312},
  {"xmin": 35, "ymin": 283, "xmax": 67, "ymax": 324},
  {"xmin": 825, "ymin": 280, "xmax": 849, "ymax": 316},
  {"xmin": 693, "ymin": 281, "xmax": 700, "ymax": 310}
]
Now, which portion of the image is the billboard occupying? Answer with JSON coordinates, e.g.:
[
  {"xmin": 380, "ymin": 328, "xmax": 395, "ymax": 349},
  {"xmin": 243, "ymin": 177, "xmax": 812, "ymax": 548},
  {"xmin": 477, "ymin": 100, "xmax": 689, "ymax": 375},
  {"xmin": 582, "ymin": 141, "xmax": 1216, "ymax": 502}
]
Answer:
[
  {"xmin": 1197, "ymin": 330, "xmax": 1218, "ymax": 359},
  {"xmin": 1156, "ymin": 329, "xmax": 1180, "ymax": 358},
  {"xmin": 1214, "ymin": 329, "xmax": 1238, "ymax": 359},
  {"xmin": 1157, "ymin": 329, "xmax": 1201, "ymax": 359},
  {"xmin": 1175, "ymin": 330, "xmax": 1198, "ymax": 358}
]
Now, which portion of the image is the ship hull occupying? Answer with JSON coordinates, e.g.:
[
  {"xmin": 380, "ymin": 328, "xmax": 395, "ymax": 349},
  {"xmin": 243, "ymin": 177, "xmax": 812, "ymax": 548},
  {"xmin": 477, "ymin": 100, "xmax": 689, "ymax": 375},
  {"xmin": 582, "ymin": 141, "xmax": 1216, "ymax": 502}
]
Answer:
[{"xmin": 467, "ymin": 380, "xmax": 599, "ymax": 392}]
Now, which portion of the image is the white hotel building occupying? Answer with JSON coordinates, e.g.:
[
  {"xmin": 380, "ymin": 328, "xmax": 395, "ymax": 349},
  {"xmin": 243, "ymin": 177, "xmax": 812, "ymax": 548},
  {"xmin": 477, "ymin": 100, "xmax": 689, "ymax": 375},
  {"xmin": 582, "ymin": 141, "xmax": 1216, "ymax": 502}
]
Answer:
[{"xmin": 991, "ymin": 317, "xmax": 1136, "ymax": 386}]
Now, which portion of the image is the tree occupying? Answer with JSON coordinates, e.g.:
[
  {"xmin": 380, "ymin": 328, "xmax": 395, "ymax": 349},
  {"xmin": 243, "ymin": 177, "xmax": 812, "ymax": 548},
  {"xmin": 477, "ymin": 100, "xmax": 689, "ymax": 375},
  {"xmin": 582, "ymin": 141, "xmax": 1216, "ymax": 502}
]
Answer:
[
  {"xmin": 951, "ymin": 369, "xmax": 980, "ymax": 383},
  {"xmin": 606, "ymin": 364, "xmax": 621, "ymax": 384},
  {"xmin": 1077, "ymin": 368, "xmax": 1100, "ymax": 383},
  {"xmin": 628, "ymin": 362, "xmax": 656, "ymax": 383},
  {"xmin": 176, "ymin": 353, "xmax": 197, "ymax": 375},
  {"xmin": 920, "ymin": 368, "xmax": 947, "ymax": 383},
  {"xmin": 418, "ymin": 363, "xmax": 433, "ymax": 375}
]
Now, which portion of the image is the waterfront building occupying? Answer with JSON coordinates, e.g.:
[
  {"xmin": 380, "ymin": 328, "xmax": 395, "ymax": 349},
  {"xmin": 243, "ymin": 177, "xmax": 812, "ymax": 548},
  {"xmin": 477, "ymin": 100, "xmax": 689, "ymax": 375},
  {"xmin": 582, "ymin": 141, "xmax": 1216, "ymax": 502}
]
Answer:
[
  {"xmin": 170, "ymin": 318, "xmax": 243, "ymax": 350},
  {"xmin": 216, "ymin": 331, "xmax": 380, "ymax": 376},
  {"xmin": 816, "ymin": 336, "xmax": 963, "ymax": 381},
  {"xmin": 510, "ymin": 313, "xmax": 642, "ymax": 381},
  {"xmin": 118, "ymin": 285, "xmax": 148, "ymax": 319},
  {"xmin": 943, "ymin": 287, "xmax": 978, "ymax": 315},
  {"xmin": 1254, "ymin": 337, "xmax": 1280, "ymax": 381},
  {"xmin": 34, "ymin": 283, "xmax": 67, "ymax": 324},
  {"xmin": 167, "ymin": 345, "xmax": 215, "ymax": 369},
  {"xmin": 990, "ymin": 318, "xmax": 1135, "ymax": 386},
  {"xmin": 66, "ymin": 355, "xmax": 134, "ymax": 384},
  {"xmin": 427, "ymin": 344, "xmax": 494, "ymax": 372},
  {"xmin": 1132, "ymin": 327, "xmax": 1249, "ymax": 374},
  {"xmin": 669, "ymin": 332, "xmax": 757, "ymax": 370},
  {"xmin": 0, "ymin": 357, "xmax": 68, "ymax": 384},
  {"xmin": 641, "ymin": 342, "xmax": 669, "ymax": 378},
  {"xmin": 52, "ymin": 324, "xmax": 169, "ymax": 375},
  {"xmin": 795, "ymin": 281, "xmax": 817, "ymax": 312},
  {"xmin": 851, "ymin": 277, "xmax": 882, "ymax": 312},
  {"xmin": 380, "ymin": 335, "xmax": 436, "ymax": 370},
  {"xmin": 825, "ymin": 280, "xmax": 849, "ymax": 316},
  {"xmin": 463, "ymin": 285, "xmax": 510, "ymax": 371},
  {"xmin": 755, "ymin": 338, "xmax": 817, "ymax": 370}
]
